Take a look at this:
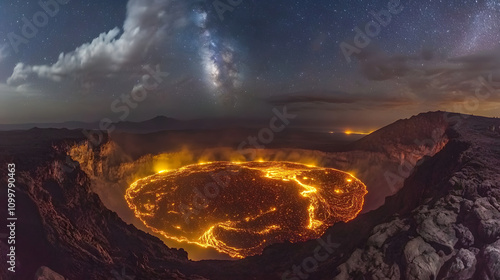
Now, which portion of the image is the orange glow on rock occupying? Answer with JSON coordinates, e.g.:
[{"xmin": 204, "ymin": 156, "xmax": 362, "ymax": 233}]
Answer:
[{"xmin": 125, "ymin": 161, "xmax": 367, "ymax": 258}]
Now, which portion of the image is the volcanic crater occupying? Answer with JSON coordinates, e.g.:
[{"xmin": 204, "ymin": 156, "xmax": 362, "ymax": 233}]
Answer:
[
  {"xmin": 64, "ymin": 113, "xmax": 450, "ymax": 261},
  {"xmin": 125, "ymin": 161, "xmax": 367, "ymax": 258}
]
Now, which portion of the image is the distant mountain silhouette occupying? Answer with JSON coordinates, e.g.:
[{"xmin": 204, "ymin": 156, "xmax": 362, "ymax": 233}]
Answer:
[
  {"xmin": 0, "ymin": 116, "xmax": 190, "ymax": 132},
  {"xmin": 113, "ymin": 116, "xmax": 183, "ymax": 133},
  {"xmin": 0, "ymin": 116, "xmax": 270, "ymax": 133}
]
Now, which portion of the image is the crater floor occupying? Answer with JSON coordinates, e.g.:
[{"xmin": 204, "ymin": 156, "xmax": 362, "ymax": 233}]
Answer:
[{"xmin": 126, "ymin": 161, "xmax": 367, "ymax": 258}]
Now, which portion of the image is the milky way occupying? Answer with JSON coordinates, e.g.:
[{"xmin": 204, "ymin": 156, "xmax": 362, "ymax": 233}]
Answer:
[
  {"xmin": 453, "ymin": 1, "xmax": 500, "ymax": 56},
  {"xmin": 195, "ymin": 6, "xmax": 242, "ymax": 107}
]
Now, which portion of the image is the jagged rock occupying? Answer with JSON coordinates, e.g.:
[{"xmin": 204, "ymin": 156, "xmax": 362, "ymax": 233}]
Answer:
[
  {"xmin": 404, "ymin": 237, "xmax": 443, "ymax": 280},
  {"xmin": 415, "ymin": 207, "xmax": 458, "ymax": 253},
  {"xmin": 489, "ymin": 197, "xmax": 500, "ymax": 212},
  {"xmin": 334, "ymin": 248, "xmax": 400, "ymax": 280},
  {"xmin": 473, "ymin": 198, "xmax": 500, "ymax": 221},
  {"xmin": 454, "ymin": 224, "xmax": 475, "ymax": 248},
  {"xmin": 366, "ymin": 218, "xmax": 409, "ymax": 249},
  {"xmin": 440, "ymin": 248, "xmax": 477, "ymax": 280},
  {"xmin": 479, "ymin": 240, "xmax": 500, "ymax": 280},
  {"xmin": 440, "ymin": 195, "xmax": 463, "ymax": 213},
  {"xmin": 333, "ymin": 218, "xmax": 408, "ymax": 279},
  {"xmin": 478, "ymin": 219, "xmax": 500, "ymax": 243},
  {"xmin": 461, "ymin": 199, "xmax": 474, "ymax": 214}
]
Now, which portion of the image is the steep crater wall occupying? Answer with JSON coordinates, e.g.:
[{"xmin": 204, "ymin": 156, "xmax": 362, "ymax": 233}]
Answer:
[{"xmin": 67, "ymin": 113, "xmax": 451, "ymax": 260}]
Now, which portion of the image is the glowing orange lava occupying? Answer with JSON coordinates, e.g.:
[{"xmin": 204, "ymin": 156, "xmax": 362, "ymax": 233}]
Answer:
[{"xmin": 125, "ymin": 161, "xmax": 367, "ymax": 258}]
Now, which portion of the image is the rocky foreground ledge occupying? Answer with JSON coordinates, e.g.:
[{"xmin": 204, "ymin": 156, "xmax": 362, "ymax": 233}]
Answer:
[
  {"xmin": 0, "ymin": 112, "xmax": 499, "ymax": 279},
  {"xmin": 0, "ymin": 130, "xmax": 205, "ymax": 280},
  {"xmin": 330, "ymin": 113, "xmax": 500, "ymax": 280}
]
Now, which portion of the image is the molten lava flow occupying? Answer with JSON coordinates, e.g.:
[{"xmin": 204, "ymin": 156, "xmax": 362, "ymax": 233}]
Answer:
[{"xmin": 125, "ymin": 161, "xmax": 367, "ymax": 258}]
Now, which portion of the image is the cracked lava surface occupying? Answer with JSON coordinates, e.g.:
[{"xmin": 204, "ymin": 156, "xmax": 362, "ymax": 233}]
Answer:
[{"xmin": 125, "ymin": 161, "xmax": 367, "ymax": 258}]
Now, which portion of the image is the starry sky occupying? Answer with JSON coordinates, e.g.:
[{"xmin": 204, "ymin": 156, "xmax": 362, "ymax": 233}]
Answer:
[{"xmin": 1, "ymin": 0, "xmax": 500, "ymax": 130}]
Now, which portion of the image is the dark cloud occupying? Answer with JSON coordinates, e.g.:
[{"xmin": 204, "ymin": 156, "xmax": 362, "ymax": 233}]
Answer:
[
  {"xmin": 266, "ymin": 90, "xmax": 356, "ymax": 106},
  {"xmin": 349, "ymin": 47, "xmax": 500, "ymax": 105},
  {"xmin": 354, "ymin": 48, "xmax": 412, "ymax": 81},
  {"xmin": 266, "ymin": 89, "xmax": 415, "ymax": 110},
  {"xmin": 7, "ymin": 0, "xmax": 188, "ymax": 89}
]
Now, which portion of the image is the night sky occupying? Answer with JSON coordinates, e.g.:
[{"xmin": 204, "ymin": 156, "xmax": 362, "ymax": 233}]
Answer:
[{"xmin": 1, "ymin": 0, "xmax": 500, "ymax": 130}]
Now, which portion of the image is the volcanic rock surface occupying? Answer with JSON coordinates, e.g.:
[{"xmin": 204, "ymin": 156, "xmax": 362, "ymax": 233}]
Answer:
[{"xmin": 0, "ymin": 130, "xmax": 205, "ymax": 280}]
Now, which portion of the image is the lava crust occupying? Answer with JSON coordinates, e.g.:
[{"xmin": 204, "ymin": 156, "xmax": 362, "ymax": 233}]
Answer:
[{"xmin": 125, "ymin": 161, "xmax": 367, "ymax": 258}]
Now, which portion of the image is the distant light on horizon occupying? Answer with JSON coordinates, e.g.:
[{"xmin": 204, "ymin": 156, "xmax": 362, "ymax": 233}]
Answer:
[{"xmin": 328, "ymin": 130, "xmax": 375, "ymax": 135}]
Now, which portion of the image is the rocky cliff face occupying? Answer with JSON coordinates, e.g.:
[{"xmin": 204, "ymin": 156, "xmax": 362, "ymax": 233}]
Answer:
[
  {"xmin": 331, "ymin": 114, "xmax": 500, "ymax": 280},
  {"xmin": 325, "ymin": 111, "xmax": 450, "ymax": 212},
  {"xmin": 1, "ymin": 112, "xmax": 499, "ymax": 280},
  {"xmin": 0, "ymin": 130, "xmax": 207, "ymax": 280}
]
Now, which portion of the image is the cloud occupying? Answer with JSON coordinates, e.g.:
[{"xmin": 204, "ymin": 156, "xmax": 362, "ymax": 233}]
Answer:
[
  {"xmin": 266, "ymin": 47, "xmax": 500, "ymax": 117},
  {"xmin": 266, "ymin": 90, "xmax": 356, "ymax": 106},
  {"xmin": 355, "ymin": 49, "xmax": 413, "ymax": 81},
  {"xmin": 266, "ymin": 89, "xmax": 415, "ymax": 109},
  {"xmin": 7, "ymin": 0, "xmax": 187, "ymax": 87},
  {"xmin": 351, "ymin": 47, "xmax": 500, "ymax": 105}
]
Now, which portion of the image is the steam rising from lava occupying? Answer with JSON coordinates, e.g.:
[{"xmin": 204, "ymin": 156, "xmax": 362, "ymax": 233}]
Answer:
[{"xmin": 125, "ymin": 161, "xmax": 367, "ymax": 258}]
